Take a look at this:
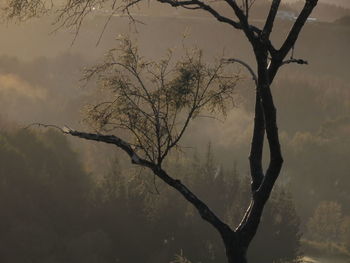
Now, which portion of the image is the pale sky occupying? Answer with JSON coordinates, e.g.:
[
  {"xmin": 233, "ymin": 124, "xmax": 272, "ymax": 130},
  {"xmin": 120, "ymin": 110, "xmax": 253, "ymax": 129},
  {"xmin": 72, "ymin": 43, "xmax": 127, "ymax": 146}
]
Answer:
[{"xmin": 287, "ymin": 0, "xmax": 350, "ymax": 8}]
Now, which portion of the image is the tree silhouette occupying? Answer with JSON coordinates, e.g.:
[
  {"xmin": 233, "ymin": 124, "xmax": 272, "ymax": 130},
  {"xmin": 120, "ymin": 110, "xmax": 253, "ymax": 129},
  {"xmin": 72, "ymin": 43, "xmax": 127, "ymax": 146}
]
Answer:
[{"xmin": 4, "ymin": 0, "xmax": 319, "ymax": 262}]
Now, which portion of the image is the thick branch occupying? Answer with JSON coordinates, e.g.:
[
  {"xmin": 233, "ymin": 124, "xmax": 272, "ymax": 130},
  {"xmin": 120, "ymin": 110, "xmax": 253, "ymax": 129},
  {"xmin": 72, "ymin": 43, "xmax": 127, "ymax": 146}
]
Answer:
[
  {"xmin": 237, "ymin": 52, "xmax": 283, "ymax": 245},
  {"xmin": 152, "ymin": 167, "xmax": 234, "ymax": 237},
  {"xmin": 65, "ymin": 128, "xmax": 233, "ymax": 237},
  {"xmin": 235, "ymin": 89, "xmax": 265, "ymax": 236},
  {"xmin": 262, "ymin": 0, "xmax": 281, "ymax": 38},
  {"xmin": 157, "ymin": 0, "xmax": 241, "ymax": 29},
  {"xmin": 223, "ymin": 58, "xmax": 264, "ymax": 192},
  {"xmin": 66, "ymin": 129, "xmax": 150, "ymax": 166},
  {"xmin": 258, "ymin": 88, "xmax": 283, "ymax": 196},
  {"xmin": 279, "ymin": 0, "xmax": 318, "ymax": 58},
  {"xmin": 223, "ymin": 0, "xmax": 257, "ymax": 42},
  {"xmin": 157, "ymin": 0, "xmax": 262, "ymax": 37},
  {"xmin": 248, "ymin": 91, "xmax": 264, "ymax": 192}
]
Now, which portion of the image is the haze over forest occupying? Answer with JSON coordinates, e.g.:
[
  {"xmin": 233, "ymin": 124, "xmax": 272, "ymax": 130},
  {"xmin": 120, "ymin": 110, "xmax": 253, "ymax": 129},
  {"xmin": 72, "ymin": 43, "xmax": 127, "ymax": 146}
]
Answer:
[{"xmin": 0, "ymin": 0, "xmax": 349, "ymax": 262}]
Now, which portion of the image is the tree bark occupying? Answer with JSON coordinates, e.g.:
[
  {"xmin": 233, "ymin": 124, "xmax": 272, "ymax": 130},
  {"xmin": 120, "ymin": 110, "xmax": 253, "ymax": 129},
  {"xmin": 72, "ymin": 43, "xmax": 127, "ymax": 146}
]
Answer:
[
  {"xmin": 224, "ymin": 235, "xmax": 248, "ymax": 263},
  {"xmin": 227, "ymin": 251, "xmax": 247, "ymax": 263}
]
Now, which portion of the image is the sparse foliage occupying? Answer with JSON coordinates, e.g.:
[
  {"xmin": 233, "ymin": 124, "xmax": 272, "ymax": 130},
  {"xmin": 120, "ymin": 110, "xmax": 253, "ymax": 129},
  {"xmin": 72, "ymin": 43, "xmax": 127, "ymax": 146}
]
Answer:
[{"xmin": 84, "ymin": 37, "xmax": 238, "ymax": 164}]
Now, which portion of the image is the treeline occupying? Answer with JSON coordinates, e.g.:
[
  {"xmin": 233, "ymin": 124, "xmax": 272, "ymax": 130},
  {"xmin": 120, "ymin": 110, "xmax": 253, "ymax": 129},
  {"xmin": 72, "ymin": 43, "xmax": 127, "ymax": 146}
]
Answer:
[
  {"xmin": 0, "ymin": 129, "xmax": 301, "ymax": 263},
  {"xmin": 304, "ymin": 201, "xmax": 350, "ymax": 257},
  {"xmin": 272, "ymin": 72, "xmax": 350, "ymax": 218}
]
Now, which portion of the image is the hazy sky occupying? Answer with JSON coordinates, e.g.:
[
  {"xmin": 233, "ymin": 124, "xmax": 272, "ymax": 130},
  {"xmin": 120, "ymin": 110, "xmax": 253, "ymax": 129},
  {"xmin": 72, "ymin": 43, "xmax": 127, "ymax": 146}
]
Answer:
[{"xmin": 287, "ymin": 0, "xmax": 350, "ymax": 8}]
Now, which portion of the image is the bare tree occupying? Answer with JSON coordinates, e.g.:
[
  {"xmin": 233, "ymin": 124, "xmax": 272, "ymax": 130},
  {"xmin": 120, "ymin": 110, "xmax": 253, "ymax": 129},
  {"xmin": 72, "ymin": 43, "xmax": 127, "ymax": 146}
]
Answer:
[
  {"xmin": 82, "ymin": 37, "xmax": 238, "ymax": 166},
  {"xmin": 4, "ymin": 0, "xmax": 319, "ymax": 262}
]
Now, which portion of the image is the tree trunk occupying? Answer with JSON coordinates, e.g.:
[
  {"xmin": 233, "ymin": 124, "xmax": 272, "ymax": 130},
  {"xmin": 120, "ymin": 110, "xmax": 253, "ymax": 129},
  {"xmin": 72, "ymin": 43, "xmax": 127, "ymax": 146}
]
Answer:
[
  {"xmin": 226, "ymin": 245, "xmax": 248, "ymax": 263},
  {"xmin": 224, "ymin": 235, "xmax": 248, "ymax": 263}
]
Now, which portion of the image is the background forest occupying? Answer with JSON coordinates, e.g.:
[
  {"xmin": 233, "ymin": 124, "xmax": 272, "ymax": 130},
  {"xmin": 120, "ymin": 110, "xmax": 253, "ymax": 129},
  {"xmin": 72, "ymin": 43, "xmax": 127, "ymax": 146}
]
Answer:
[
  {"xmin": 0, "ymin": 0, "xmax": 349, "ymax": 262},
  {"xmin": 0, "ymin": 129, "xmax": 302, "ymax": 263}
]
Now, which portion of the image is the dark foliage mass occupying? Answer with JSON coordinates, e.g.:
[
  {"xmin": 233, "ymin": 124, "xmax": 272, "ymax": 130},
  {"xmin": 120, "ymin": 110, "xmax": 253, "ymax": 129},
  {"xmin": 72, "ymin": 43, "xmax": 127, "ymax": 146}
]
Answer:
[
  {"xmin": 0, "ymin": 129, "xmax": 93, "ymax": 262},
  {"xmin": 0, "ymin": 129, "xmax": 300, "ymax": 263}
]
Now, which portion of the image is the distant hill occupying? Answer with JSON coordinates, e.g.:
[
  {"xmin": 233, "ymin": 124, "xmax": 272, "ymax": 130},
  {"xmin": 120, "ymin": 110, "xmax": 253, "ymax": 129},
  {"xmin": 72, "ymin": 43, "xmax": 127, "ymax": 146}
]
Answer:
[
  {"xmin": 287, "ymin": 1, "xmax": 350, "ymax": 22},
  {"xmin": 321, "ymin": 0, "xmax": 350, "ymax": 9},
  {"xmin": 286, "ymin": 0, "xmax": 350, "ymax": 9},
  {"xmin": 177, "ymin": 0, "xmax": 350, "ymax": 22},
  {"xmin": 335, "ymin": 15, "xmax": 350, "ymax": 25}
]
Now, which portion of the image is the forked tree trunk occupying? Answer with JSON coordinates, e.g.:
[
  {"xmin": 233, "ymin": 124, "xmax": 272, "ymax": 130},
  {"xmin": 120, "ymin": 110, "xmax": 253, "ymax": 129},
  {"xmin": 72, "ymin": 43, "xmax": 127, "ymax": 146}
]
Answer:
[{"xmin": 221, "ymin": 50, "xmax": 283, "ymax": 263}]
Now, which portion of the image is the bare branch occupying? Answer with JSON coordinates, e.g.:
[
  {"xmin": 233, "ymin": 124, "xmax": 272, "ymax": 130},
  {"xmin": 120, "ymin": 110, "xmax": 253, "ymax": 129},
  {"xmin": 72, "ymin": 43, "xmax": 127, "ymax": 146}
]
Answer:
[
  {"xmin": 158, "ymin": 0, "xmax": 242, "ymax": 30},
  {"xmin": 281, "ymin": 58, "xmax": 308, "ymax": 66},
  {"xmin": 222, "ymin": 0, "xmax": 257, "ymax": 42},
  {"xmin": 222, "ymin": 58, "xmax": 257, "ymax": 86},
  {"xmin": 223, "ymin": 57, "xmax": 264, "ymax": 194},
  {"xmin": 24, "ymin": 122, "xmax": 68, "ymax": 133}
]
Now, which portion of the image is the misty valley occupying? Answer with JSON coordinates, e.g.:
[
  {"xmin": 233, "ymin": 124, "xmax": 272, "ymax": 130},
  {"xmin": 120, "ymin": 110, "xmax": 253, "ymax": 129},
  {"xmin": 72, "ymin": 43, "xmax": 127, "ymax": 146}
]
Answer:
[{"xmin": 0, "ymin": 0, "xmax": 349, "ymax": 262}]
